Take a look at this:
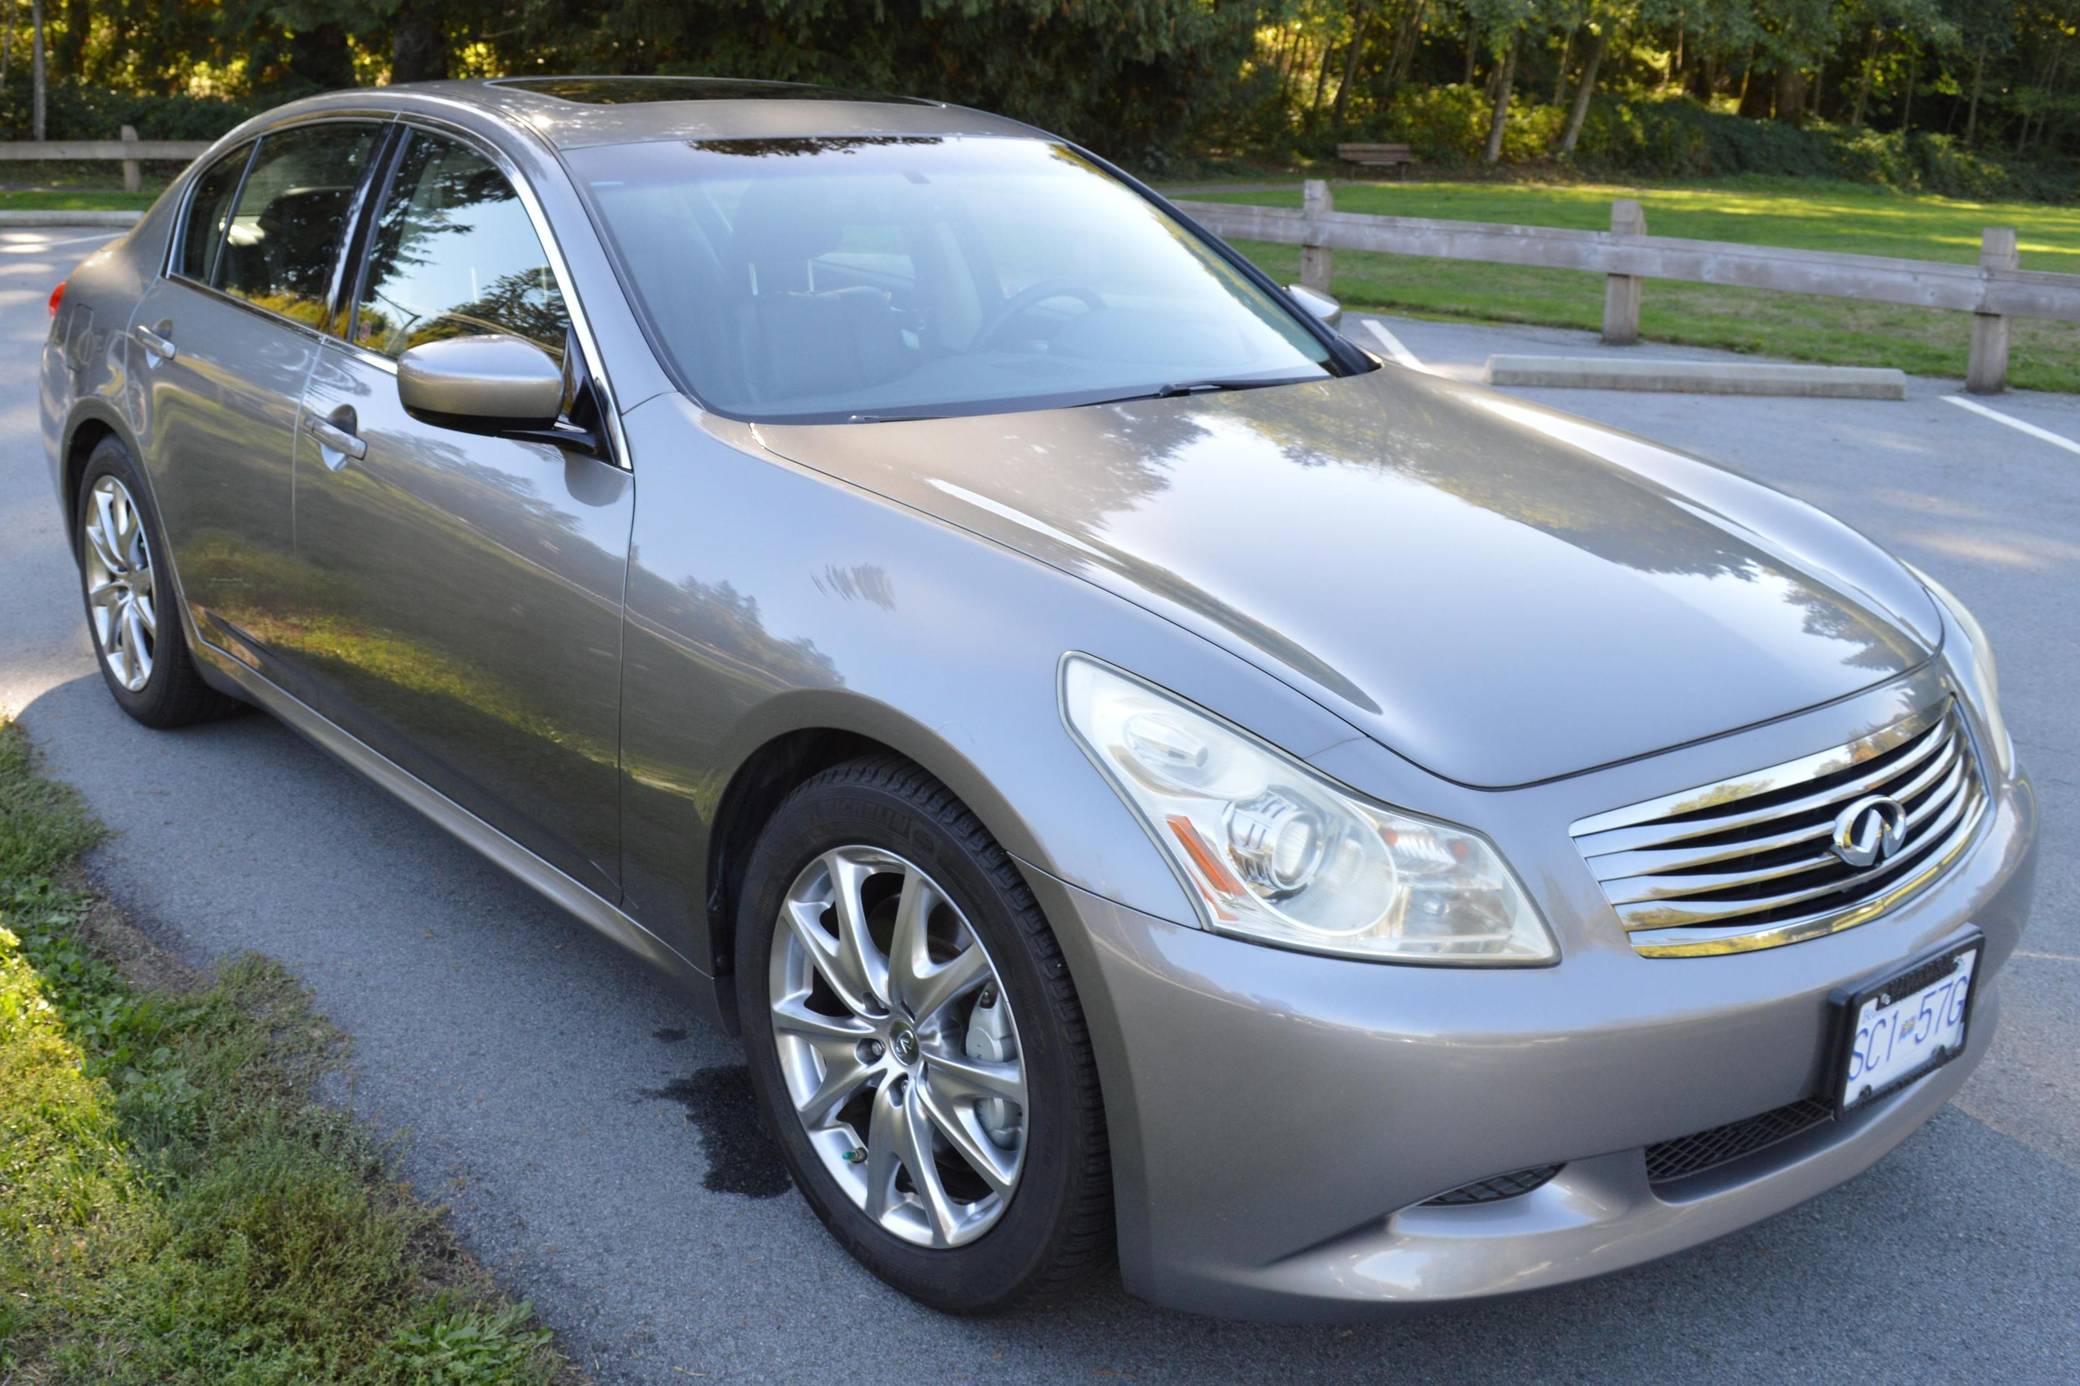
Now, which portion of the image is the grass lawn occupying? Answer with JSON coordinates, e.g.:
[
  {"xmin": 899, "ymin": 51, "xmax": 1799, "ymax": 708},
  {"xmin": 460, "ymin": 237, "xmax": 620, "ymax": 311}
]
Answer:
[
  {"xmin": 0, "ymin": 722, "xmax": 567, "ymax": 1384},
  {"xmin": 0, "ymin": 188, "xmax": 157, "ymax": 212},
  {"xmin": 1178, "ymin": 176, "xmax": 2080, "ymax": 392}
]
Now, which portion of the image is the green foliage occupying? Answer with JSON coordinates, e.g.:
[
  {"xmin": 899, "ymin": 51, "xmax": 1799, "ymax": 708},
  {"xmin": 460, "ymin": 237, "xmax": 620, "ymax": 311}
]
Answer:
[
  {"xmin": 0, "ymin": 81, "xmax": 258, "ymax": 141},
  {"xmin": 1376, "ymin": 83, "xmax": 1567, "ymax": 166},
  {"xmin": 0, "ymin": 723, "xmax": 563, "ymax": 1384}
]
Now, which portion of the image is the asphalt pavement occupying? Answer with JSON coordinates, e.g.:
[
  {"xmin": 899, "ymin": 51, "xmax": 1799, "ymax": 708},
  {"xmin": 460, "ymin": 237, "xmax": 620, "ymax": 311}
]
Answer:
[{"xmin": 4, "ymin": 227, "xmax": 2077, "ymax": 1381}]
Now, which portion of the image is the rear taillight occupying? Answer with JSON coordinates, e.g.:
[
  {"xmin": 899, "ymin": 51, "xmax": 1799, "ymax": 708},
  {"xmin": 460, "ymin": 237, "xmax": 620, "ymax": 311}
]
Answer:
[{"xmin": 48, "ymin": 280, "xmax": 66, "ymax": 318}]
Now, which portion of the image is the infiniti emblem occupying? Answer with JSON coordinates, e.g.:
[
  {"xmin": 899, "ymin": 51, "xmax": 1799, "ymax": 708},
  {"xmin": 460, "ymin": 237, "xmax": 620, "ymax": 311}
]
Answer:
[
  {"xmin": 890, "ymin": 1024, "xmax": 918, "ymax": 1064},
  {"xmin": 1831, "ymin": 794, "xmax": 1909, "ymax": 869}
]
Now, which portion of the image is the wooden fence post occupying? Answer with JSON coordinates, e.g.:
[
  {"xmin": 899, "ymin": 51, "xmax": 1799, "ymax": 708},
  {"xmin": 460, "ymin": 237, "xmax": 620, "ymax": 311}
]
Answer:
[
  {"xmin": 1967, "ymin": 226, "xmax": 2018, "ymax": 394},
  {"xmin": 119, "ymin": 124, "xmax": 140, "ymax": 194},
  {"xmin": 1301, "ymin": 179, "xmax": 1333, "ymax": 294},
  {"xmin": 1602, "ymin": 198, "xmax": 1644, "ymax": 345}
]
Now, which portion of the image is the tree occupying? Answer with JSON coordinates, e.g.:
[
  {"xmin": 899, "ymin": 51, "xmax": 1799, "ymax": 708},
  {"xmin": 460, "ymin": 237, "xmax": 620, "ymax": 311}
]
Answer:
[{"xmin": 30, "ymin": 0, "xmax": 42, "ymax": 140}]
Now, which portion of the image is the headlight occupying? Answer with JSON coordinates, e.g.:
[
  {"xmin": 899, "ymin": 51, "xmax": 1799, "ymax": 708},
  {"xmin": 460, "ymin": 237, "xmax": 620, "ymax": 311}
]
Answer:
[
  {"xmin": 1908, "ymin": 564, "xmax": 2015, "ymax": 777},
  {"xmin": 1060, "ymin": 656, "xmax": 1556, "ymax": 964}
]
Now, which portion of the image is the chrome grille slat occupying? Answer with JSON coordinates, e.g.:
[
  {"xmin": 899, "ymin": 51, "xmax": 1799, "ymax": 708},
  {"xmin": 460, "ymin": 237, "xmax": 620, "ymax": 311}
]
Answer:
[
  {"xmin": 1584, "ymin": 734, "xmax": 1961, "ymax": 883},
  {"xmin": 1571, "ymin": 703, "xmax": 1986, "ymax": 957},
  {"xmin": 1600, "ymin": 752, "xmax": 1970, "ymax": 906},
  {"xmin": 1572, "ymin": 713, "xmax": 1952, "ymax": 857}
]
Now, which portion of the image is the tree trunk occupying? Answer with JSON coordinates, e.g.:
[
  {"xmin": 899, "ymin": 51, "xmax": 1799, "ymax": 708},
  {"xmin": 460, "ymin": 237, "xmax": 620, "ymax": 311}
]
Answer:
[
  {"xmin": 1309, "ymin": 34, "xmax": 1334, "ymax": 116},
  {"xmin": 30, "ymin": 0, "xmax": 43, "ymax": 141},
  {"xmin": 1966, "ymin": 36, "xmax": 1986, "ymax": 144},
  {"xmin": 1463, "ymin": 29, "xmax": 1476, "ymax": 86},
  {"xmin": 1900, "ymin": 50, "xmax": 1915, "ymax": 132},
  {"xmin": 391, "ymin": 9, "xmax": 447, "ymax": 85},
  {"xmin": 288, "ymin": 21, "xmax": 354, "ymax": 91},
  {"xmin": 1330, "ymin": 4, "xmax": 1367, "ymax": 127},
  {"xmin": 1774, "ymin": 66, "xmax": 1806, "ymax": 125},
  {"xmin": 1851, "ymin": 32, "xmax": 1877, "ymax": 127},
  {"xmin": 1560, "ymin": 28, "xmax": 1605, "ymax": 155},
  {"xmin": 2, "ymin": 0, "xmax": 14, "ymax": 94},
  {"xmin": 1552, "ymin": 27, "xmax": 1574, "ymax": 105},
  {"xmin": 52, "ymin": 0, "xmax": 81, "ymax": 79},
  {"xmin": 1388, "ymin": 0, "xmax": 1425, "ymax": 93},
  {"xmin": 1482, "ymin": 33, "xmax": 1518, "ymax": 164}
]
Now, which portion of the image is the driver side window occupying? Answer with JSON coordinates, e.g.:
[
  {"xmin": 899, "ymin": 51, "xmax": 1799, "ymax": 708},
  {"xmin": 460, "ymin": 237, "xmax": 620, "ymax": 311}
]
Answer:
[{"xmin": 352, "ymin": 130, "xmax": 570, "ymax": 364}]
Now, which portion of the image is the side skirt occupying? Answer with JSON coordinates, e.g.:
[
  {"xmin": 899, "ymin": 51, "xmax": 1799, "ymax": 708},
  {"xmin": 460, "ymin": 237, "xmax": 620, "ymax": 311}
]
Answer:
[{"xmin": 190, "ymin": 638, "xmax": 723, "ymax": 1021}]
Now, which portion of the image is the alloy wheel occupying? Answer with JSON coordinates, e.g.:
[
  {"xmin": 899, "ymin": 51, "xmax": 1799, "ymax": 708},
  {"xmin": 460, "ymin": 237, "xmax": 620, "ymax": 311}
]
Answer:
[
  {"xmin": 768, "ymin": 846, "xmax": 1027, "ymax": 1248},
  {"xmin": 81, "ymin": 474, "xmax": 157, "ymax": 693}
]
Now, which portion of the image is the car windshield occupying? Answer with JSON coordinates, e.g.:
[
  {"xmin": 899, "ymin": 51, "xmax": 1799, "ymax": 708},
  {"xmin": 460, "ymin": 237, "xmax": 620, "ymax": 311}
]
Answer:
[{"xmin": 567, "ymin": 135, "xmax": 1345, "ymax": 422}]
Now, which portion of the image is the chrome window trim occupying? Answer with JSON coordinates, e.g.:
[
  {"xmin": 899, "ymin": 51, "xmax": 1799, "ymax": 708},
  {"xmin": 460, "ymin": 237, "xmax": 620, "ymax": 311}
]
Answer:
[
  {"xmin": 156, "ymin": 103, "xmax": 629, "ymax": 470},
  {"xmin": 386, "ymin": 112, "xmax": 629, "ymax": 469}
]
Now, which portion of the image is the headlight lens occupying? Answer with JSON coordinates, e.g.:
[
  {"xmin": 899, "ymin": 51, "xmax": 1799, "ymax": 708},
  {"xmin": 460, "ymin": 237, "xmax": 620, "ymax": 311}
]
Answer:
[
  {"xmin": 1061, "ymin": 657, "xmax": 1556, "ymax": 964},
  {"xmin": 1908, "ymin": 564, "xmax": 2015, "ymax": 777}
]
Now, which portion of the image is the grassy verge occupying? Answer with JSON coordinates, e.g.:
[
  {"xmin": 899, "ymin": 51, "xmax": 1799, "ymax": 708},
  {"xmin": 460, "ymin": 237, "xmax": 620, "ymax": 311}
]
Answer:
[
  {"xmin": 1184, "ymin": 176, "xmax": 2080, "ymax": 392},
  {"xmin": 0, "ymin": 188, "xmax": 157, "ymax": 212},
  {"xmin": 0, "ymin": 722, "xmax": 568, "ymax": 1384}
]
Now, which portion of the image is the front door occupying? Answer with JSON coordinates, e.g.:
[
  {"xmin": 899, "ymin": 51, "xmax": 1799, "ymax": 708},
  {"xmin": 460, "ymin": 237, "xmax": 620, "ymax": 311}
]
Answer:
[
  {"xmin": 127, "ymin": 122, "xmax": 385, "ymax": 695},
  {"xmin": 289, "ymin": 127, "xmax": 631, "ymax": 899}
]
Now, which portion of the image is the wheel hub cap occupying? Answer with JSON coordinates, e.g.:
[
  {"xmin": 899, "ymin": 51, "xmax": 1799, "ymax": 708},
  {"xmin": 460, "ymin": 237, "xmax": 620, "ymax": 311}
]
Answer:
[
  {"xmin": 769, "ymin": 846, "xmax": 1028, "ymax": 1249},
  {"xmin": 80, "ymin": 474, "xmax": 157, "ymax": 693}
]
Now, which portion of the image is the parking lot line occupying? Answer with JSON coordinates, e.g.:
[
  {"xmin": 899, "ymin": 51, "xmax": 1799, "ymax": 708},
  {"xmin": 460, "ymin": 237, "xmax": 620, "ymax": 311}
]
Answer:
[
  {"xmin": 1361, "ymin": 318, "xmax": 1428, "ymax": 372},
  {"xmin": 0, "ymin": 232, "xmax": 122, "ymax": 254},
  {"xmin": 1943, "ymin": 395, "xmax": 2080, "ymax": 457}
]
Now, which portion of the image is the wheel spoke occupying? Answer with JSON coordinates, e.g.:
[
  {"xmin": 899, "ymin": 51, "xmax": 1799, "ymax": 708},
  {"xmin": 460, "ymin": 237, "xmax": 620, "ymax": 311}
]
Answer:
[
  {"xmin": 122, "ymin": 604, "xmax": 151, "ymax": 682},
  {"xmin": 885, "ymin": 868, "xmax": 938, "ymax": 1017},
  {"xmin": 783, "ymin": 897, "xmax": 875, "ymax": 1019},
  {"xmin": 84, "ymin": 508, "xmax": 123, "ymax": 575},
  {"xmin": 115, "ymin": 491, "xmax": 142, "ymax": 566},
  {"xmin": 916, "ymin": 1075, "xmax": 1016, "ymax": 1196},
  {"xmin": 901, "ymin": 941, "xmax": 988, "ymax": 1027},
  {"xmin": 87, "ymin": 578, "xmax": 124, "ymax": 609},
  {"xmin": 826, "ymin": 853, "xmax": 891, "ymax": 1012},
  {"xmin": 133, "ymin": 594, "xmax": 157, "ymax": 635},
  {"xmin": 795, "ymin": 1051, "xmax": 874, "ymax": 1126},
  {"xmin": 771, "ymin": 996, "xmax": 873, "ymax": 1045},
  {"xmin": 926, "ymin": 1051, "xmax": 1025, "ymax": 1108},
  {"xmin": 862, "ymin": 1078, "xmax": 905, "ymax": 1224},
  {"xmin": 898, "ymin": 1085, "xmax": 961, "ymax": 1246}
]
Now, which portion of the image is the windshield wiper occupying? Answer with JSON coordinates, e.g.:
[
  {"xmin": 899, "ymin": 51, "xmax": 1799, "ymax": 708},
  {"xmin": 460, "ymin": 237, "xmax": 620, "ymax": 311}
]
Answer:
[{"xmin": 1075, "ymin": 376, "xmax": 1312, "ymax": 410}]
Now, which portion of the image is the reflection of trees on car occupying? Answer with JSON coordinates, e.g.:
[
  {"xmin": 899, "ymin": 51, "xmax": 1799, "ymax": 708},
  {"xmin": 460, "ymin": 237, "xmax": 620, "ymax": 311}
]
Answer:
[{"xmin": 355, "ymin": 144, "xmax": 567, "ymax": 361}]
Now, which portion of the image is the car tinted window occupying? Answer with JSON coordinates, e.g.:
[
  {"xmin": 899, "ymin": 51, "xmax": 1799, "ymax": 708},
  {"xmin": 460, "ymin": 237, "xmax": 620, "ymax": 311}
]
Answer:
[
  {"xmin": 178, "ymin": 142, "xmax": 252, "ymax": 283},
  {"xmin": 217, "ymin": 123, "xmax": 381, "ymax": 326},
  {"xmin": 352, "ymin": 131, "xmax": 569, "ymax": 363},
  {"xmin": 570, "ymin": 135, "xmax": 1341, "ymax": 423}
]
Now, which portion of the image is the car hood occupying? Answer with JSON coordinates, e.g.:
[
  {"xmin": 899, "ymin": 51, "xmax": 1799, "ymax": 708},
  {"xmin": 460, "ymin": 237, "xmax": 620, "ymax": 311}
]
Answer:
[{"xmin": 753, "ymin": 367, "xmax": 1941, "ymax": 787}]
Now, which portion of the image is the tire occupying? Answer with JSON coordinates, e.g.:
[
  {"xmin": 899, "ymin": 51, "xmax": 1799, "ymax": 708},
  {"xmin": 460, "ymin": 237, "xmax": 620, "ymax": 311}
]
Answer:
[
  {"xmin": 74, "ymin": 437, "xmax": 239, "ymax": 728},
  {"xmin": 735, "ymin": 755, "xmax": 1112, "ymax": 1312}
]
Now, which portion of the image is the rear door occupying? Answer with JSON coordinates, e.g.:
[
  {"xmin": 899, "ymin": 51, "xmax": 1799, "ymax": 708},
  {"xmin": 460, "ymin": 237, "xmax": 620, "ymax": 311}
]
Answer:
[
  {"xmin": 287, "ymin": 125, "xmax": 632, "ymax": 899},
  {"xmin": 126, "ymin": 120, "xmax": 389, "ymax": 697}
]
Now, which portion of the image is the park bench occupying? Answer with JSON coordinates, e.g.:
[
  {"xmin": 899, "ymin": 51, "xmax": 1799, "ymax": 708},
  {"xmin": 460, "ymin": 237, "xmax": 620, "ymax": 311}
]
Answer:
[{"xmin": 1335, "ymin": 142, "xmax": 1417, "ymax": 177}]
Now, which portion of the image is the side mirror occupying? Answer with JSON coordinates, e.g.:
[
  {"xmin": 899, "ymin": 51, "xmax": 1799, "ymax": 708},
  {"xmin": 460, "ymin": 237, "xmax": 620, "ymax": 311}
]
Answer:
[
  {"xmin": 397, "ymin": 334, "xmax": 565, "ymax": 433},
  {"xmin": 1286, "ymin": 283, "xmax": 1343, "ymax": 330}
]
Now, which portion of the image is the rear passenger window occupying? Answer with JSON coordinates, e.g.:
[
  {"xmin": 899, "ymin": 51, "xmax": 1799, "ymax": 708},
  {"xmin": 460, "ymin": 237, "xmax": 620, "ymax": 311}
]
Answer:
[
  {"xmin": 178, "ymin": 142, "xmax": 252, "ymax": 283},
  {"xmin": 352, "ymin": 131, "xmax": 569, "ymax": 363},
  {"xmin": 217, "ymin": 123, "xmax": 381, "ymax": 327}
]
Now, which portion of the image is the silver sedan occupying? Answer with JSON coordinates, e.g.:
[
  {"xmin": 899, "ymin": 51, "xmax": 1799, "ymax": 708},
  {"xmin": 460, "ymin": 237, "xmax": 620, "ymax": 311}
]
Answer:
[{"xmin": 41, "ymin": 76, "xmax": 2035, "ymax": 1318}]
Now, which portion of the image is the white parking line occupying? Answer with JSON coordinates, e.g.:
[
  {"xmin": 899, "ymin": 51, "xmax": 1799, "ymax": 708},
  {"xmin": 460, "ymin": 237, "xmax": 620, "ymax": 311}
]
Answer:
[
  {"xmin": 1943, "ymin": 395, "xmax": 2080, "ymax": 458},
  {"xmin": 1361, "ymin": 318, "xmax": 1428, "ymax": 372},
  {"xmin": 0, "ymin": 231, "xmax": 122, "ymax": 254}
]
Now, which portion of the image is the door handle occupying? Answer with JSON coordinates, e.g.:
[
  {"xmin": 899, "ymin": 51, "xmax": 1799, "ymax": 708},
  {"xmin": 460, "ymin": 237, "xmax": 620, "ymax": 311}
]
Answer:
[
  {"xmin": 306, "ymin": 410, "xmax": 366, "ymax": 466},
  {"xmin": 134, "ymin": 323, "xmax": 176, "ymax": 362}
]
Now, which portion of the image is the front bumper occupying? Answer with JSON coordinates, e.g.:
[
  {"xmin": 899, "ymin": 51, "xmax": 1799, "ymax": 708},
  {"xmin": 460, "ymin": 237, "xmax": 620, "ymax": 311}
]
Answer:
[{"xmin": 1024, "ymin": 769, "xmax": 2035, "ymax": 1320}]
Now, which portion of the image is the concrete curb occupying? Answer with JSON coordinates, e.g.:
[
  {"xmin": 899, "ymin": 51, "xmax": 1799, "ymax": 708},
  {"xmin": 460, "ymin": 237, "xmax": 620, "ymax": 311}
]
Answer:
[
  {"xmin": 0, "ymin": 210, "xmax": 143, "ymax": 227},
  {"xmin": 1483, "ymin": 354, "xmax": 1908, "ymax": 400}
]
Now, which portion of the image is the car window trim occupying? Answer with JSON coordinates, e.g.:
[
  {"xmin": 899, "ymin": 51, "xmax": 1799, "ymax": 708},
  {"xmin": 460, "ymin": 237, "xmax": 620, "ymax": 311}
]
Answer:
[
  {"xmin": 168, "ymin": 138, "xmax": 258, "ymax": 288},
  {"xmin": 160, "ymin": 114, "xmax": 399, "ymax": 346},
  {"xmin": 330, "ymin": 113, "xmax": 628, "ymax": 469}
]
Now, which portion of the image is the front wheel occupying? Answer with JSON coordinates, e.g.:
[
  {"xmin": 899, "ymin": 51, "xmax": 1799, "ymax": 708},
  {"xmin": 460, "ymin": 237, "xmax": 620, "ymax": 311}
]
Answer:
[{"xmin": 735, "ymin": 756, "xmax": 1111, "ymax": 1312}]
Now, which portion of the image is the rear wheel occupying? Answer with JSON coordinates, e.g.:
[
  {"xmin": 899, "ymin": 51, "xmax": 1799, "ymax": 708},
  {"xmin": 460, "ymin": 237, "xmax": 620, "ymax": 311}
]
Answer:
[
  {"xmin": 75, "ymin": 439, "xmax": 237, "ymax": 727},
  {"xmin": 736, "ymin": 756, "xmax": 1111, "ymax": 1311}
]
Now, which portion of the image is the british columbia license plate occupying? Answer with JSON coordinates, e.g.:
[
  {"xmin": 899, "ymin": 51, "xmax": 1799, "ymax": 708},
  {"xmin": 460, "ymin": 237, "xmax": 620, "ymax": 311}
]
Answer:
[{"xmin": 1835, "ymin": 937, "xmax": 1980, "ymax": 1114}]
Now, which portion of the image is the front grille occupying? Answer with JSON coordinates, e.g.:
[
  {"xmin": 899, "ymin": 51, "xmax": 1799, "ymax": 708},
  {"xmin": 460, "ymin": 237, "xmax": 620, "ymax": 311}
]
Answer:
[
  {"xmin": 1571, "ymin": 702, "xmax": 1985, "ymax": 957},
  {"xmin": 1646, "ymin": 1098, "xmax": 1835, "ymax": 1185},
  {"xmin": 1421, "ymin": 1164, "xmax": 1564, "ymax": 1206}
]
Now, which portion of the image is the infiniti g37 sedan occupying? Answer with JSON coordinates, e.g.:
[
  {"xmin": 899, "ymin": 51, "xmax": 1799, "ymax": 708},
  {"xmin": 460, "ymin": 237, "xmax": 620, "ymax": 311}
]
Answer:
[{"xmin": 42, "ymin": 77, "xmax": 2036, "ymax": 1318}]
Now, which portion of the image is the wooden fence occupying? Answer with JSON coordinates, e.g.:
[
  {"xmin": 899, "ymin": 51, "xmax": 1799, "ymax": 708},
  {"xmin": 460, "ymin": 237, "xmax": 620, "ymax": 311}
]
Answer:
[
  {"xmin": 1176, "ymin": 179, "xmax": 2080, "ymax": 394},
  {"xmin": 0, "ymin": 128, "xmax": 212, "ymax": 193}
]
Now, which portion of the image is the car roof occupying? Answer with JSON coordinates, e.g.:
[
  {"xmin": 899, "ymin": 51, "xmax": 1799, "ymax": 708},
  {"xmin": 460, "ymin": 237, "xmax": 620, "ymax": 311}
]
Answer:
[{"xmin": 289, "ymin": 76, "xmax": 1046, "ymax": 152}]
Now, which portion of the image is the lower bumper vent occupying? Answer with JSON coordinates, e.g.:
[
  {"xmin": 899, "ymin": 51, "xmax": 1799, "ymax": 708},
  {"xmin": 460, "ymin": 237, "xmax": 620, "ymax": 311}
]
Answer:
[
  {"xmin": 1422, "ymin": 1164, "xmax": 1565, "ymax": 1206},
  {"xmin": 1646, "ymin": 1097, "xmax": 1834, "ymax": 1185}
]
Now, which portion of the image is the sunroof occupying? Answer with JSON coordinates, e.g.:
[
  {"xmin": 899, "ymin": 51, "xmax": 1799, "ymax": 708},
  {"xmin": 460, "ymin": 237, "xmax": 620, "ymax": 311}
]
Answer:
[{"xmin": 493, "ymin": 76, "xmax": 935, "ymax": 107}]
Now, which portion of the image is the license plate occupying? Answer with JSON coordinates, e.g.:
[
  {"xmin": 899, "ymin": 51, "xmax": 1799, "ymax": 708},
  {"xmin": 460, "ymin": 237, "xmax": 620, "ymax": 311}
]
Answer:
[{"xmin": 1834, "ymin": 937, "xmax": 1980, "ymax": 1114}]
